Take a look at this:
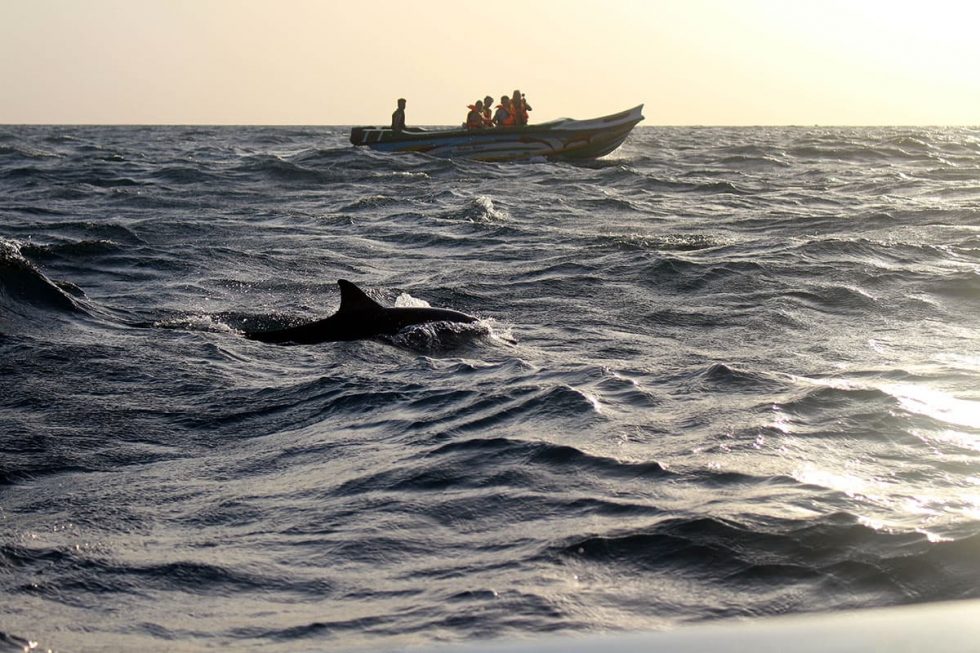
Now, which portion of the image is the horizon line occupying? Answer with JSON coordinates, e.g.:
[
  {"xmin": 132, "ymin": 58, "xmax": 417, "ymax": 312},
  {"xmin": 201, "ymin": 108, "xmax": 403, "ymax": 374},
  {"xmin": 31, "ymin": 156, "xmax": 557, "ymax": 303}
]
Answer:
[{"xmin": 2, "ymin": 123, "xmax": 978, "ymax": 129}]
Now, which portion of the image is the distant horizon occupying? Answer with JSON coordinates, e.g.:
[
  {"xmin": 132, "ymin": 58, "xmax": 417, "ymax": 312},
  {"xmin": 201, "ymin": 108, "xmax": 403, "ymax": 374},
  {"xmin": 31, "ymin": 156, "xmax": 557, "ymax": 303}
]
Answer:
[
  {"xmin": 2, "ymin": 0, "xmax": 978, "ymax": 126},
  {"xmin": 3, "ymin": 122, "xmax": 978, "ymax": 129}
]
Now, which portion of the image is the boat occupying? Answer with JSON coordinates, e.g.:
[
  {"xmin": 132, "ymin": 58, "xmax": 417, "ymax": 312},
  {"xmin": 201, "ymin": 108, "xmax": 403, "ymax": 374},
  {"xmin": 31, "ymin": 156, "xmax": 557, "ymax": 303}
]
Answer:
[{"xmin": 349, "ymin": 105, "xmax": 644, "ymax": 162}]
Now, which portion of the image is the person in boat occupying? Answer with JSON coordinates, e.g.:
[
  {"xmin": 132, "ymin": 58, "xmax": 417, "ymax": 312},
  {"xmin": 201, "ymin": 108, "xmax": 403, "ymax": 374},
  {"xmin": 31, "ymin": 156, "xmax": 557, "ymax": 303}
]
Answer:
[
  {"xmin": 493, "ymin": 95, "xmax": 513, "ymax": 127},
  {"xmin": 482, "ymin": 96, "xmax": 495, "ymax": 127},
  {"xmin": 511, "ymin": 90, "xmax": 531, "ymax": 126},
  {"xmin": 391, "ymin": 98, "xmax": 407, "ymax": 133},
  {"xmin": 465, "ymin": 100, "xmax": 486, "ymax": 129}
]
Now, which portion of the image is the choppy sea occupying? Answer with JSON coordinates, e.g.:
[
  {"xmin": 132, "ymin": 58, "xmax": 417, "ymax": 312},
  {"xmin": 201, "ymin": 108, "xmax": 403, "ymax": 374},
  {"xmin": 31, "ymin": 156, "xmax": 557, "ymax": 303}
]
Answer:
[{"xmin": 1, "ymin": 124, "xmax": 979, "ymax": 652}]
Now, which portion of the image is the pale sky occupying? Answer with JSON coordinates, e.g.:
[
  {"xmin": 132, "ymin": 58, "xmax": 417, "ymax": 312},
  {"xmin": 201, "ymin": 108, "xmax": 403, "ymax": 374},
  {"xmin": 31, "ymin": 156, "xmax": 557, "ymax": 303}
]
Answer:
[{"xmin": 1, "ymin": 0, "xmax": 978, "ymax": 125}]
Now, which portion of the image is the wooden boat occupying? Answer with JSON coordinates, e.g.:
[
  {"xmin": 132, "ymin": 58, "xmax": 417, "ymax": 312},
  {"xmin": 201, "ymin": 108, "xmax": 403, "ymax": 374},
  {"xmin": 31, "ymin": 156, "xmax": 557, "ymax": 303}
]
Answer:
[{"xmin": 349, "ymin": 105, "xmax": 644, "ymax": 162}]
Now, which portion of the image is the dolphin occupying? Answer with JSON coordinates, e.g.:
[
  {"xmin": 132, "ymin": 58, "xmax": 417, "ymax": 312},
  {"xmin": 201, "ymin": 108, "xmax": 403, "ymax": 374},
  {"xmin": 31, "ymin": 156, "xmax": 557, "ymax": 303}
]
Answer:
[{"xmin": 246, "ymin": 279, "xmax": 477, "ymax": 344}]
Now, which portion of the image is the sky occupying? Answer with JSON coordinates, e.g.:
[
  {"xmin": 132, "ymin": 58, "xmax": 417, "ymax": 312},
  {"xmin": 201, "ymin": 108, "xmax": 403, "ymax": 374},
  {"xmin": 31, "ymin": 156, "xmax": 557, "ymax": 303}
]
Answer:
[{"xmin": 1, "ymin": 0, "xmax": 978, "ymax": 126}]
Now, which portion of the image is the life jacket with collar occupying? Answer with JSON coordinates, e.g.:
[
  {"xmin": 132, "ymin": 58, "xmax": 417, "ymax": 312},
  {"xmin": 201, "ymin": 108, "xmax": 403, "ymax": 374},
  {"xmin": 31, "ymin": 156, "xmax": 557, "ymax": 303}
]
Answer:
[
  {"xmin": 465, "ymin": 105, "xmax": 484, "ymax": 129},
  {"xmin": 497, "ymin": 104, "xmax": 515, "ymax": 127},
  {"xmin": 511, "ymin": 98, "xmax": 529, "ymax": 126}
]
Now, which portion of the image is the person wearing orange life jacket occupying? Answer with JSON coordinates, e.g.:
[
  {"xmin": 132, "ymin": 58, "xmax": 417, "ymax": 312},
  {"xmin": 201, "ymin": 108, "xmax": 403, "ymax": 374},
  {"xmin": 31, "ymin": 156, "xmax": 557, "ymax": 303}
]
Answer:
[
  {"xmin": 493, "ymin": 95, "xmax": 513, "ymax": 127},
  {"xmin": 465, "ymin": 100, "xmax": 486, "ymax": 129},
  {"xmin": 481, "ymin": 96, "xmax": 495, "ymax": 127},
  {"xmin": 511, "ymin": 89, "xmax": 531, "ymax": 126}
]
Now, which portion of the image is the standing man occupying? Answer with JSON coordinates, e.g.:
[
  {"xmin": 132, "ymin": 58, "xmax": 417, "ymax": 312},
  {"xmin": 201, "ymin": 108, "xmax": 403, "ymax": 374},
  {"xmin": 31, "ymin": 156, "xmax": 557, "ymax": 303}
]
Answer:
[{"xmin": 391, "ymin": 98, "xmax": 407, "ymax": 133}]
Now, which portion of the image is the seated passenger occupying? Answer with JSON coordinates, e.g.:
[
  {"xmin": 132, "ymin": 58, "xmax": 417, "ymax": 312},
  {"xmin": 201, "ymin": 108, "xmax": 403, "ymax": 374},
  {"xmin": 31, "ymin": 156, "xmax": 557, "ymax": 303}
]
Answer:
[
  {"xmin": 482, "ymin": 96, "xmax": 495, "ymax": 127},
  {"xmin": 494, "ymin": 95, "xmax": 513, "ymax": 127},
  {"xmin": 511, "ymin": 89, "xmax": 531, "ymax": 126},
  {"xmin": 465, "ymin": 100, "xmax": 486, "ymax": 129}
]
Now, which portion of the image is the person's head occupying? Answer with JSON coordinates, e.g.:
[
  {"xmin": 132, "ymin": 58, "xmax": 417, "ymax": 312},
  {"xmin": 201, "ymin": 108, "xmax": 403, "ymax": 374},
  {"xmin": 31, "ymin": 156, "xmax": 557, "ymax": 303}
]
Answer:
[
  {"xmin": 501, "ymin": 95, "xmax": 509, "ymax": 105},
  {"xmin": 512, "ymin": 90, "xmax": 521, "ymax": 101},
  {"xmin": 484, "ymin": 96, "xmax": 493, "ymax": 107},
  {"xmin": 475, "ymin": 100, "xmax": 484, "ymax": 110},
  {"xmin": 397, "ymin": 98, "xmax": 406, "ymax": 108}
]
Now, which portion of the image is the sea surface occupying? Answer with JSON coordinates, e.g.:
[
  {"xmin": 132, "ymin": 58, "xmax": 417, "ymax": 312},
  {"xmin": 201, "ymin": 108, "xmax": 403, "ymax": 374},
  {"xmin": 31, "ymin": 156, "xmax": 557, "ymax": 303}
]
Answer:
[{"xmin": 1, "ymin": 124, "xmax": 979, "ymax": 652}]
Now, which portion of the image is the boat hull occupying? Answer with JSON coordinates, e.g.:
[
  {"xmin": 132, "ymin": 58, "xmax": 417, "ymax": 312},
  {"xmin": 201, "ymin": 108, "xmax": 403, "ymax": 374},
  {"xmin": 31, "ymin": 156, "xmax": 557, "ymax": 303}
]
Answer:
[{"xmin": 349, "ymin": 105, "xmax": 644, "ymax": 162}]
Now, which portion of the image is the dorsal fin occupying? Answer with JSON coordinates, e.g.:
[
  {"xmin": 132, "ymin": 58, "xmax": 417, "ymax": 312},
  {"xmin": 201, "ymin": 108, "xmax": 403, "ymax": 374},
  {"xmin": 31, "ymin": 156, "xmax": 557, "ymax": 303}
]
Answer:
[{"xmin": 337, "ymin": 279, "xmax": 383, "ymax": 314}]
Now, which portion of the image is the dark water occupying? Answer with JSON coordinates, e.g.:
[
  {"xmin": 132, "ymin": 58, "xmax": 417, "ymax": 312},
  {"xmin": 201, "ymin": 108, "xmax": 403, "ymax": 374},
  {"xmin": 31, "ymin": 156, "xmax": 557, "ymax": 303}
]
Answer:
[{"xmin": 1, "ymin": 124, "xmax": 979, "ymax": 652}]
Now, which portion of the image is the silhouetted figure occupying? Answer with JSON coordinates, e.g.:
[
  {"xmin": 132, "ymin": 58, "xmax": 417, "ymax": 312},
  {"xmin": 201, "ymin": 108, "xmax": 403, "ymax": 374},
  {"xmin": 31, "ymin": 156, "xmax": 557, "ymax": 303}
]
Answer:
[
  {"xmin": 391, "ymin": 98, "xmax": 407, "ymax": 133},
  {"xmin": 494, "ymin": 95, "xmax": 513, "ymax": 127},
  {"xmin": 465, "ymin": 100, "xmax": 486, "ymax": 129},
  {"xmin": 482, "ymin": 95, "xmax": 495, "ymax": 127},
  {"xmin": 511, "ymin": 89, "xmax": 531, "ymax": 126}
]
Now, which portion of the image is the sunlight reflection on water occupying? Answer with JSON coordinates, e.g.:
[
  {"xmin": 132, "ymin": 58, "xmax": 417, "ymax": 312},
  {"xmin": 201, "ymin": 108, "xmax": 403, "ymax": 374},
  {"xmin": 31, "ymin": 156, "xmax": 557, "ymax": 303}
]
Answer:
[{"xmin": 885, "ymin": 383, "xmax": 980, "ymax": 431}]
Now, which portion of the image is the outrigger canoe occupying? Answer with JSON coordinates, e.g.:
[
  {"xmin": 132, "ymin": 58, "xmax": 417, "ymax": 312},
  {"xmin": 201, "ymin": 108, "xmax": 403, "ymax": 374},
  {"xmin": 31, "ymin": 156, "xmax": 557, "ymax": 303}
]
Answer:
[{"xmin": 349, "ymin": 105, "xmax": 644, "ymax": 162}]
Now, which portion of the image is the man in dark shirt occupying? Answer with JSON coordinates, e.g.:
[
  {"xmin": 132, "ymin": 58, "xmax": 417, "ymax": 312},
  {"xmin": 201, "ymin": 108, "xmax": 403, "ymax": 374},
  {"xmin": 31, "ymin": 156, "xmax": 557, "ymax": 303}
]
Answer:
[{"xmin": 391, "ymin": 98, "xmax": 407, "ymax": 132}]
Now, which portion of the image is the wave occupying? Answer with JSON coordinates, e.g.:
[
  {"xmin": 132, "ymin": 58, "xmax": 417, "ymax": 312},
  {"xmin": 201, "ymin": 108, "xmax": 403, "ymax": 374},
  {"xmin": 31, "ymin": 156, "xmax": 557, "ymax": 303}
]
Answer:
[
  {"xmin": 0, "ymin": 165, "xmax": 52, "ymax": 182},
  {"xmin": 340, "ymin": 194, "xmax": 403, "ymax": 211},
  {"xmin": 335, "ymin": 436, "xmax": 668, "ymax": 497},
  {"xmin": 0, "ymin": 204, "xmax": 71, "ymax": 217},
  {"xmin": 781, "ymin": 380, "xmax": 900, "ymax": 408},
  {"xmin": 641, "ymin": 258, "xmax": 769, "ymax": 295},
  {"xmin": 781, "ymin": 285, "xmax": 879, "ymax": 315},
  {"xmin": 0, "ymin": 144, "xmax": 58, "ymax": 160},
  {"xmin": 642, "ymin": 307, "xmax": 729, "ymax": 328},
  {"xmin": 419, "ymin": 383, "xmax": 604, "ymax": 436},
  {"xmin": 385, "ymin": 318, "xmax": 495, "ymax": 352},
  {"xmin": 234, "ymin": 154, "xmax": 341, "ymax": 184},
  {"xmin": 437, "ymin": 195, "xmax": 510, "ymax": 224},
  {"xmin": 572, "ymin": 192, "xmax": 649, "ymax": 213},
  {"xmin": 19, "ymin": 238, "xmax": 123, "ymax": 261},
  {"xmin": 781, "ymin": 376, "xmax": 980, "ymax": 437},
  {"xmin": 70, "ymin": 173, "xmax": 147, "ymax": 189},
  {"xmin": 0, "ymin": 541, "xmax": 334, "ymax": 599},
  {"xmin": 639, "ymin": 175, "xmax": 755, "ymax": 195},
  {"xmin": 292, "ymin": 145, "xmax": 369, "ymax": 166},
  {"xmin": 428, "ymin": 436, "xmax": 667, "ymax": 478},
  {"xmin": 928, "ymin": 269, "xmax": 980, "ymax": 302},
  {"xmin": 68, "ymin": 220, "xmax": 143, "ymax": 243},
  {"xmin": 596, "ymin": 232, "xmax": 722, "ymax": 252},
  {"xmin": 557, "ymin": 513, "xmax": 980, "ymax": 609},
  {"xmin": 151, "ymin": 165, "xmax": 224, "ymax": 185},
  {"xmin": 235, "ymin": 146, "xmax": 437, "ymax": 185},
  {"xmin": 786, "ymin": 143, "xmax": 935, "ymax": 164},
  {"xmin": 788, "ymin": 237, "xmax": 954, "ymax": 266},
  {"xmin": 0, "ymin": 239, "xmax": 88, "ymax": 320},
  {"xmin": 678, "ymin": 362, "xmax": 785, "ymax": 393},
  {"xmin": 149, "ymin": 313, "xmax": 240, "ymax": 335},
  {"xmin": 719, "ymin": 154, "xmax": 790, "ymax": 169}
]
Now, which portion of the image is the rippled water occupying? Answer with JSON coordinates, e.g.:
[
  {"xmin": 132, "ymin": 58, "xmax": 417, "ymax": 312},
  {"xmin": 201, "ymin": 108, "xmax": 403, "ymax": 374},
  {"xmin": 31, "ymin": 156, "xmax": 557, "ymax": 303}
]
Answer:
[{"xmin": 1, "ymin": 124, "xmax": 979, "ymax": 652}]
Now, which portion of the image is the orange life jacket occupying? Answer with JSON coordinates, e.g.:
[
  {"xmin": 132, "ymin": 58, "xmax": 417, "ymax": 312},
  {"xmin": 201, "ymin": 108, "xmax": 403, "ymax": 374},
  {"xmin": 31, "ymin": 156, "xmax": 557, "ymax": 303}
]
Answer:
[
  {"xmin": 465, "ymin": 105, "xmax": 484, "ymax": 129},
  {"xmin": 511, "ymin": 98, "xmax": 530, "ymax": 126},
  {"xmin": 498, "ymin": 103, "xmax": 515, "ymax": 127}
]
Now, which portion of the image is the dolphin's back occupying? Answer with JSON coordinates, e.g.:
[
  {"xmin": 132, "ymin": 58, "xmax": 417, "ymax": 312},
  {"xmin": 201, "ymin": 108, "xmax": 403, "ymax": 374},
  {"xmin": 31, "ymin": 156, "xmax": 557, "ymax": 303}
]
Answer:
[
  {"xmin": 246, "ymin": 315, "xmax": 341, "ymax": 344},
  {"xmin": 246, "ymin": 280, "xmax": 476, "ymax": 345}
]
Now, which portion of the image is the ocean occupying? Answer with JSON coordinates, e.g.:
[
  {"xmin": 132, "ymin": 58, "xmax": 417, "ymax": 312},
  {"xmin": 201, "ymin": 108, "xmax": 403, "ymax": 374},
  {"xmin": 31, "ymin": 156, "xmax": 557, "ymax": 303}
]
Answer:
[{"xmin": 1, "ymin": 124, "xmax": 978, "ymax": 652}]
